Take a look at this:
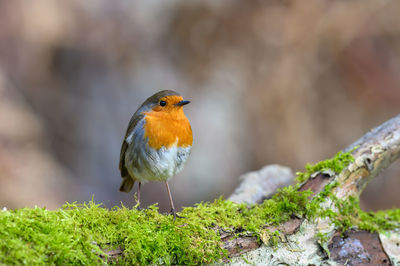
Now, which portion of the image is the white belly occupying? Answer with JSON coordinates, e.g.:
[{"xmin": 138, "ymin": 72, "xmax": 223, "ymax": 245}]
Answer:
[{"xmin": 125, "ymin": 139, "xmax": 191, "ymax": 183}]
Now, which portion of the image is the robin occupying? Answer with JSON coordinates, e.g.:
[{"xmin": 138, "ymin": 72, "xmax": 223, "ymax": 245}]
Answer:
[{"xmin": 119, "ymin": 90, "xmax": 192, "ymax": 218}]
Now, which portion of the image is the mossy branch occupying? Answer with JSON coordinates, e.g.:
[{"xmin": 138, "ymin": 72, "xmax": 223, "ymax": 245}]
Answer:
[
  {"xmin": 1, "ymin": 114, "xmax": 400, "ymax": 265},
  {"xmin": 230, "ymin": 113, "xmax": 400, "ymax": 265},
  {"xmin": 222, "ymin": 113, "xmax": 400, "ymax": 264}
]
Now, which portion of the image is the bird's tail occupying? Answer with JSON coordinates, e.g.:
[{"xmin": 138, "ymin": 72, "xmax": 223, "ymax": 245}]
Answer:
[{"xmin": 119, "ymin": 177, "xmax": 135, "ymax": 192}]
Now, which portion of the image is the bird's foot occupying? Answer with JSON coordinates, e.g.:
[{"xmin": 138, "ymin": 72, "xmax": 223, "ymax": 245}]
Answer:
[{"xmin": 169, "ymin": 208, "xmax": 184, "ymax": 220}]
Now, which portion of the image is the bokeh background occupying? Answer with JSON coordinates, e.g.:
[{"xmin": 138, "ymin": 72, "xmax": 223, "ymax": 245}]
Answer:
[{"xmin": 0, "ymin": 0, "xmax": 399, "ymax": 212}]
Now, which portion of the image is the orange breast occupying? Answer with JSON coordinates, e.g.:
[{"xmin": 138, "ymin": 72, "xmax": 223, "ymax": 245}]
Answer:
[{"xmin": 143, "ymin": 110, "xmax": 193, "ymax": 150}]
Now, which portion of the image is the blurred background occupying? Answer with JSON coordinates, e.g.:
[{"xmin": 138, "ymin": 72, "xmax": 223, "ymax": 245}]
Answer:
[{"xmin": 0, "ymin": 0, "xmax": 399, "ymax": 212}]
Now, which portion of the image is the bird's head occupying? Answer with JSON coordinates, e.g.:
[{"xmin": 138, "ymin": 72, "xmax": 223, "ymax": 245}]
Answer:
[{"xmin": 141, "ymin": 90, "xmax": 190, "ymax": 116}]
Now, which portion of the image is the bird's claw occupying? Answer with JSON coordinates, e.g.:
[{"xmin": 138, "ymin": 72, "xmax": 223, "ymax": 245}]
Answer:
[{"xmin": 170, "ymin": 209, "xmax": 185, "ymax": 220}]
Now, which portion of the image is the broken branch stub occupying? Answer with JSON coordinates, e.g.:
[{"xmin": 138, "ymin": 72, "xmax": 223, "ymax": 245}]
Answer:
[{"xmin": 336, "ymin": 114, "xmax": 400, "ymax": 198}]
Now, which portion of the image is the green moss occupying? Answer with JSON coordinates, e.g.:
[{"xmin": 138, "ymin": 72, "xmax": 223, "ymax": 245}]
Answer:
[
  {"xmin": 0, "ymin": 204, "xmax": 104, "ymax": 265},
  {"xmin": 296, "ymin": 150, "xmax": 355, "ymax": 183},
  {"xmin": 1, "ymin": 150, "xmax": 398, "ymax": 264},
  {"xmin": 315, "ymin": 231, "xmax": 331, "ymax": 257},
  {"xmin": 0, "ymin": 187, "xmax": 313, "ymax": 265},
  {"xmin": 0, "ymin": 192, "xmax": 313, "ymax": 265},
  {"xmin": 294, "ymin": 150, "xmax": 400, "ymax": 254},
  {"xmin": 300, "ymin": 152, "xmax": 400, "ymax": 234},
  {"xmin": 328, "ymin": 195, "xmax": 400, "ymax": 233}
]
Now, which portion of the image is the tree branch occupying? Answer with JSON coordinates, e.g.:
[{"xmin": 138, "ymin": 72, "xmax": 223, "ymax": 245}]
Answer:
[
  {"xmin": 230, "ymin": 114, "xmax": 400, "ymax": 265},
  {"xmin": 336, "ymin": 114, "xmax": 400, "ymax": 198}
]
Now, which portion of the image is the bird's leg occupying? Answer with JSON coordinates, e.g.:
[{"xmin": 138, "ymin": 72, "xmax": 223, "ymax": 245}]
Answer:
[
  {"xmin": 165, "ymin": 181, "xmax": 183, "ymax": 219},
  {"xmin": 136, "ymin": 182, "xmax": 142, "ymax": 210}
]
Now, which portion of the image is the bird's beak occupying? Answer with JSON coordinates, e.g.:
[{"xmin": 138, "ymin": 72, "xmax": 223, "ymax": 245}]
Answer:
[{"xmin": 175, "ymin": 100, "xmax": 190, "ymax": 106}]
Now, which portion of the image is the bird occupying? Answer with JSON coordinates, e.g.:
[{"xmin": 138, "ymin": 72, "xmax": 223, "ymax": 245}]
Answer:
[{"xmin": 119, "ymin": 90, "xmax": 193, "ymax": 219}]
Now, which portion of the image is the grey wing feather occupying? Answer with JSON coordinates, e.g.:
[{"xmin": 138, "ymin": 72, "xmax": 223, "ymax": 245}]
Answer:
[{"xmin": 119, "ymin": 112, "xmax": 145, "ymax": 179}]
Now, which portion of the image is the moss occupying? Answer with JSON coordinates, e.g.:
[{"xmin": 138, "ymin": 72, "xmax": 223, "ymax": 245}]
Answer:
[
  {"xmin": 0, "ymin": 204, "xmax": 104, "ymax": 265},
  {"xmin": 296, "ymin": 150, "xmax": 355, "ymax": 183},
  {"xmin": 1, "ymin": 150, "xmax": 398, "ymax": 264},
  {"xmin": 295, "ymin": 150, "xmax": 399, "ymax": 252},
  {"xmin": 315, "ymin": 231, "xmax": 331, "ymax": 257},
  {"xmin": 329, "ymin": 196, "xmax": 400, "ymax": 233},
  {"xmin": 0, "ymin": 192, "xmax": 313, "ymax": 265}
]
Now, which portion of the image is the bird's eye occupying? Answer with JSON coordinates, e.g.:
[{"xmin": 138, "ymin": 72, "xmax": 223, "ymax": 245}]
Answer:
[{"xmin": 159, "ymin": 100, "xmax": 167, "ymax": 107}]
